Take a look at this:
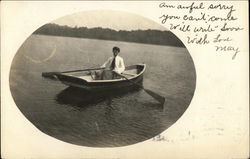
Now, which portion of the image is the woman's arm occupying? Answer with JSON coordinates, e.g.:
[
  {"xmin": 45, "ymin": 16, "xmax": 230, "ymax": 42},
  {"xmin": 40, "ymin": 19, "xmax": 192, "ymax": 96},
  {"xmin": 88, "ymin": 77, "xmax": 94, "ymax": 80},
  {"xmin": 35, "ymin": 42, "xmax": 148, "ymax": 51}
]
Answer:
[{"xmin": 101, "ymin": 57, "xmax": 112, "ymax": 68}]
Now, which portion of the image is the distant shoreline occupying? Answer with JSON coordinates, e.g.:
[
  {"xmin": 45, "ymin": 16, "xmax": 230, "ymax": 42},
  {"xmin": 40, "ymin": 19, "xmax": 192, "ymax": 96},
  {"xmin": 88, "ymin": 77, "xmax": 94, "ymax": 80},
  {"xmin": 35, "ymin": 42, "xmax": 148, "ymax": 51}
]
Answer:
[
  {"xmin": 32, "ymin": 34, "xmax": 185, "ymax": 48},
  {"xmin": 33, "ymin": 23, "xmax": 185, "ymax": 47}
]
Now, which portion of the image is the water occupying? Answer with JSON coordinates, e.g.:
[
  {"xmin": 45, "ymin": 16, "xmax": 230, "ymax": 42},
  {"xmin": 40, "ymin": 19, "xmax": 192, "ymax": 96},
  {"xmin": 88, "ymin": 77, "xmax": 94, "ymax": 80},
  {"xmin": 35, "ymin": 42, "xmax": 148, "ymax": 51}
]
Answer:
[{"xmin": 9, "ymin": 34, "xmax": 196, "ymax": 147}]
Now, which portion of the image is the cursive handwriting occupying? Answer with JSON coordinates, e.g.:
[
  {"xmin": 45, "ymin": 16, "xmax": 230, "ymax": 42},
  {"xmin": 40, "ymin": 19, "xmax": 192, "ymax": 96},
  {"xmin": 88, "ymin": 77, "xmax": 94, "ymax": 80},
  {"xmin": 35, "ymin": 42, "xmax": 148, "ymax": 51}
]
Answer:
[
  {"xmin": 213, "ymin": 34, "xmax": 232, "ymax": 43},
  {"xmin": 158, "ymin": 1, "xmax": 244, "ymax": 60},
  {"xmin": 215, "ymin": 45, "xmax": 239, "ymax": 59},
  {"xmin": 194, "ymin": 24, "xmax": 215, "ymax": 32},
  {"xmin": 187, "ymin": 34, "xmax": 210, "ymax": 45},
  {"xmin": 177, "ymin": 2, "xmax": 205, "ymax": 13},
  {"xmin": 152, "ymin": 135, "xmax": 168, "ymax": 141},
  {"xmin": 183, "ymin": 12, "xmax": 207, "ymax": 21},
  {"xmin": 159, "ymin": 14, "xmax": 180, "ymax": 24},
  {"xmin": 159, "ymin": 2, "xmax": 175, "ymax": 8},
  {"xmin": 221, "ymin": 22, "xmax": 244, "ymax": 31},
  {"xmin": 170, "ymin": 23, "xmax": 191, "ymax": 32}
]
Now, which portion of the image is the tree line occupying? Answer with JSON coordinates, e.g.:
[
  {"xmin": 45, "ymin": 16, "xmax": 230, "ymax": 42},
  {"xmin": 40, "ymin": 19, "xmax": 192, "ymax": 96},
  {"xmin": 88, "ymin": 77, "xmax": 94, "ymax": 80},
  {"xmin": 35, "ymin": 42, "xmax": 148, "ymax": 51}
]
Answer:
[{"xmin": 33, "ymin": 23, "xmax": 185, "ymax": 47}]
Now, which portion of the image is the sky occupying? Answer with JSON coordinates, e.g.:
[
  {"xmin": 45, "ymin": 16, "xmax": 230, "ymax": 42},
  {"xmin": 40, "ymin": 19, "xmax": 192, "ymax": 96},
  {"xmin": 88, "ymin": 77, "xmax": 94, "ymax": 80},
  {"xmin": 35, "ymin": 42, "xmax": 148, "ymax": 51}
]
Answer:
[{"xmin": 52, "ymin": 10, "xmax": 167, "ymax": 31}]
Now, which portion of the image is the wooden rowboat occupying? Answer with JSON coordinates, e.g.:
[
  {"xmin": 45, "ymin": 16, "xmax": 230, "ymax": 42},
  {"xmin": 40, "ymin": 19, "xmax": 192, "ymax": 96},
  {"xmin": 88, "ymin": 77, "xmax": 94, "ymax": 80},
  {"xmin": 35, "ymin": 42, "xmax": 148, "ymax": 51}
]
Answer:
[
  {"xmin": 43, "ymin": 63, "xmax": 165, "ymax": 104},
  {"xmin": 43, "ymin": 64, "xmax": 146, "ymax": 91}
]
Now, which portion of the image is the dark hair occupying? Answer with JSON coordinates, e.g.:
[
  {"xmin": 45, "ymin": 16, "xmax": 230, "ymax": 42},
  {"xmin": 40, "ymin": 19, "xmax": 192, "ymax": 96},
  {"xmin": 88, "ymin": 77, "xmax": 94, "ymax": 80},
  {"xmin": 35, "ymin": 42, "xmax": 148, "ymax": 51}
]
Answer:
[{"xmin": 113, "ymin": 46, "xmax": 120, "ymax": 52}]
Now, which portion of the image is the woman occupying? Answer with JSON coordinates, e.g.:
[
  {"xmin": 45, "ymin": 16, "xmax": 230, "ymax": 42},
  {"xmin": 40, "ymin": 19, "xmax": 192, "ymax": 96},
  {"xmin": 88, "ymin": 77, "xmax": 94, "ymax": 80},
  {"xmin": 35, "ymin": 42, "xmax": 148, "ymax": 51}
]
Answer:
[{"xmin": 95, "ymin": 46, "xmax": 125, "ymax": 80}]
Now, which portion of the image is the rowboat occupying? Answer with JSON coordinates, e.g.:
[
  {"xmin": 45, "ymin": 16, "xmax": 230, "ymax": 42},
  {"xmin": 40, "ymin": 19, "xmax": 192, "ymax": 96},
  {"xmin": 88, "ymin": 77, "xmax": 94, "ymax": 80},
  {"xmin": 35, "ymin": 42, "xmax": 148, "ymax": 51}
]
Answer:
[
  {"xmin": 42, "ymin": 64, "xmax": 146, "ymax": 91},
  {"xmin": 43, "ymin": 63, "xmax": 165, "ymax": 104}
]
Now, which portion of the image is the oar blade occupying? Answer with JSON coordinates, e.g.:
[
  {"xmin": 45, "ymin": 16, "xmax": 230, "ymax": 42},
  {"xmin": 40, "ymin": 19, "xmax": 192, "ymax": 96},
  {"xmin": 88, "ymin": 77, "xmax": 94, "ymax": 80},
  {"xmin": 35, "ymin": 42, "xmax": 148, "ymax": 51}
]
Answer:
[
  {"xmin": 144, "ymin": 89, "xmax": 165, "ymax": 104},
  {"xmin": 42, "ymin": 72, "xmax": 60, "ymax": 80}
]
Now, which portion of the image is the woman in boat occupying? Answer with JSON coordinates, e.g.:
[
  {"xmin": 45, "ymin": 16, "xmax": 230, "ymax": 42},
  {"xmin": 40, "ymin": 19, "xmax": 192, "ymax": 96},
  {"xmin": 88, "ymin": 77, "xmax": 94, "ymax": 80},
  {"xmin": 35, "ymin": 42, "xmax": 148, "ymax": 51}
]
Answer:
[{"xmin": 96, "ymin": 46, "xmax": 125, "ymax": 80}]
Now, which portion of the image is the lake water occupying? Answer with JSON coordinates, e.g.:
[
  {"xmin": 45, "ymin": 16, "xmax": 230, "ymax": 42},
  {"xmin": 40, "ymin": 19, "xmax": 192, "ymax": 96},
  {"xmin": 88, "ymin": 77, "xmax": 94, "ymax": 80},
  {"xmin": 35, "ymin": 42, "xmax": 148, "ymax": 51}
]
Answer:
[{"xmin": 10, "ymin": 34, "xmax": 196, "ymax": 147}]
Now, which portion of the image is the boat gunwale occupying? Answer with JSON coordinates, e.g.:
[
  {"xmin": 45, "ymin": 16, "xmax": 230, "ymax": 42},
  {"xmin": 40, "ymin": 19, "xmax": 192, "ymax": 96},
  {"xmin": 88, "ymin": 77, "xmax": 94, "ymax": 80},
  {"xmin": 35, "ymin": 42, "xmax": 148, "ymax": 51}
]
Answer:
[{"xmin": 58, "ymin": 64, "xmax": 146, "ymax": 83}]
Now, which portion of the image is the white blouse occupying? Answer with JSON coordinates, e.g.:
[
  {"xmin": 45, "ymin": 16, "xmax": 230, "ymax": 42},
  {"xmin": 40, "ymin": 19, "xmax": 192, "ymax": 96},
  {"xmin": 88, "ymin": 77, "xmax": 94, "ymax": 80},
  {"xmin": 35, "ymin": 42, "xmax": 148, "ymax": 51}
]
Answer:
[{"xmin": 101, "ymin": 55, "xmax": 125, "ymax": 74}]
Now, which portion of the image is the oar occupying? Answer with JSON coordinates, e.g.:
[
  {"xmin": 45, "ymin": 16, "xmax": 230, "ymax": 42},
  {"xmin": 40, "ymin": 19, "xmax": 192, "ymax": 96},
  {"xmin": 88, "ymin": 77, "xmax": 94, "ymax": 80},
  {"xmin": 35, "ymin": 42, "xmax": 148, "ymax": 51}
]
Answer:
[
  {"xmin": 115, "ymin": 72, "xmax": 165, "ymax": 104},
  {"xmin": 62, "ymin": 67, "xmax": 104, "ymax": 73},
  {"xmin": 42, "ymin": 67, "xmax": 104, "ymax": 79}
]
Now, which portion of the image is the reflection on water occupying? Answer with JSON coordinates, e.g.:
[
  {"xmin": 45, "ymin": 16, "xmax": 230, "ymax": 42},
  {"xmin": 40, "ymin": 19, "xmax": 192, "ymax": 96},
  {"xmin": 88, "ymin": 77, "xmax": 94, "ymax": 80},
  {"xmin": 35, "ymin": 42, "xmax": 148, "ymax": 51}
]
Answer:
[
  {"xmin": 51, "ymin": 86, "xmax": 166, "ymax": 147},
  {"xmin": 56, "ymin": 86, "xmax": 164, "ymax": 111}
]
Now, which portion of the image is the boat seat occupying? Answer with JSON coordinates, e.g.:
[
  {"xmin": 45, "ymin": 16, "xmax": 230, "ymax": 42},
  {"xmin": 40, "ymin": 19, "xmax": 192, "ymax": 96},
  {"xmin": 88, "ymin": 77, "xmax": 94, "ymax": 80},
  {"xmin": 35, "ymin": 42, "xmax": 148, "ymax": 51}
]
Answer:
[
  {"xmin": 76, "ymin": 71, "xmax": 137, "ymax": 82},
  {"xmin": 78, "ymin": 75, "xmax": 94, "ymax": 82},
  {"xmin": 122, "ymin": 72, "xmax": 137, "ymax": 76}
]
